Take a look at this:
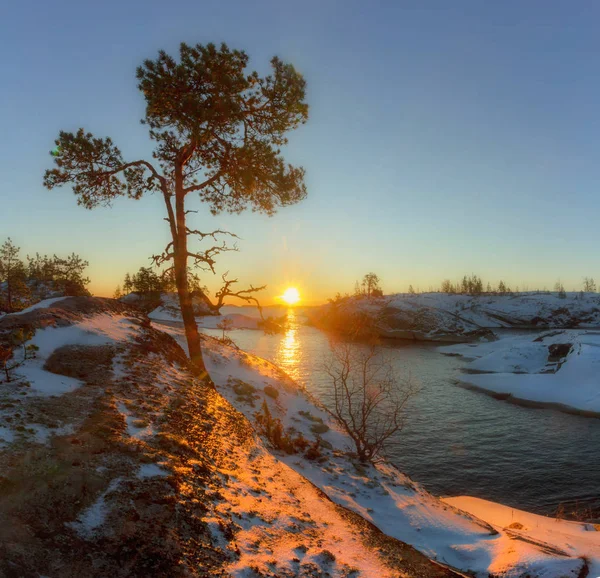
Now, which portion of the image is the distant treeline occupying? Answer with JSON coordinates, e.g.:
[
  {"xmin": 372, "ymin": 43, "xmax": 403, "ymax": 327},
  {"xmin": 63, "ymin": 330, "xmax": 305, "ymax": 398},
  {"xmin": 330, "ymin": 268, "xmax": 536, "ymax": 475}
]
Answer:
[
  {"xmin": 419, "ymin": 275, "xmax": 596, "ymax": 297},
  {"xmin": 329, "ymin": 273, "xmax": 598, "ymax": 305},
  {"xmin": 0, "ymin": 238, "xmax": 90, "ymax": 312},
  {"xmin": 115, "ymin": 267, "xmax": 206, "ymax": 297},
  {"xmin": 439, "ymin": 275, "xmax": 508, "ymax": 295}
]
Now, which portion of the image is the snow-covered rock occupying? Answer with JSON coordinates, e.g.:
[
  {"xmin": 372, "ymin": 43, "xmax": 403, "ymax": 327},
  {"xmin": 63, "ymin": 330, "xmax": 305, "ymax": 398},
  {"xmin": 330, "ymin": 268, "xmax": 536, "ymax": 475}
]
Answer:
[
  {"xmin": 310, "ymin": 292, "xmax": 600, "ymax": 343},
  {"xmin": 441, "ymin": 329, "xmax": 600, "ymax": 415}
]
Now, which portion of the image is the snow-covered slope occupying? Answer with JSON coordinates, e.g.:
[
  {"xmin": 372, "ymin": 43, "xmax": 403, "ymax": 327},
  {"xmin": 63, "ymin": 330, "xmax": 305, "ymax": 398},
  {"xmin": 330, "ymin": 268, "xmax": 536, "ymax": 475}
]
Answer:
[
  {"xmin": 159, "ymin": 321, "xmax": 598, "ymax": 577},
  {"xmin": 443, "ymin": 497, "xmax": 600, "ymax": 577},
  {"xmin": 0, "ymin": 297, "xmax": 460, "ymax": 577},
  {"xmin": 2, "ymin": 297, "xmax": 596, "ymax": 576}
]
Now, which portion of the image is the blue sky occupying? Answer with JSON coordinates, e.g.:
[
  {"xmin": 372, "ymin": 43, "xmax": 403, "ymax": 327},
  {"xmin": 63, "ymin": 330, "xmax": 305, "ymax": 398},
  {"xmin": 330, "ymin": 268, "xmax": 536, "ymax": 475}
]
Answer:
[{"xmin": 1, "ymin": 1, "xmax": 599, "ymax": 303}]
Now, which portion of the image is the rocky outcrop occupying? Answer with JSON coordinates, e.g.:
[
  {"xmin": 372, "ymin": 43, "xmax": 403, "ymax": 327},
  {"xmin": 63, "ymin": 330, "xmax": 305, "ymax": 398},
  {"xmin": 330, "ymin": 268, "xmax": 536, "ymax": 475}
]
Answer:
[
  {"xmin": 309, "ymin": 292, "xmax": 600, "ymax": 343},
  {"xmin": 308, "ymin": 297, "xmax": 496, "ymax": 343}
]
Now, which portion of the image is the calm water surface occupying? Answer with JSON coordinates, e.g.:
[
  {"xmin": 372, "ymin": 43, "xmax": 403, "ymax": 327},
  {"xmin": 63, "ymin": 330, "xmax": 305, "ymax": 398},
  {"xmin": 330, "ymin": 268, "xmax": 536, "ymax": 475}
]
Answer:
[{"xmin": 204, "ymin": 308, "xmax": 600, "ymax": 517}]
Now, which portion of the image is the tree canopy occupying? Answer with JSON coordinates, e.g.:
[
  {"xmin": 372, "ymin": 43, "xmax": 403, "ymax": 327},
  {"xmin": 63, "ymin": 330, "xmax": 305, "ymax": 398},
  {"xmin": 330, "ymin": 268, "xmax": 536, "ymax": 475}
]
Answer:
[{"xmin": 44, "ymin": 42, "xmax": 309, "ymax": 373}]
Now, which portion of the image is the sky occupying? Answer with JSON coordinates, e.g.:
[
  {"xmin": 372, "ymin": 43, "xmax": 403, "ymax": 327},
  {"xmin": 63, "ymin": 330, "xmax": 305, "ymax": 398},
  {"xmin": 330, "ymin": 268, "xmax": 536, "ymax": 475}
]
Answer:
[{"xmin": 1, "ymin": 1, "xmax": 600, "ymax": 305}]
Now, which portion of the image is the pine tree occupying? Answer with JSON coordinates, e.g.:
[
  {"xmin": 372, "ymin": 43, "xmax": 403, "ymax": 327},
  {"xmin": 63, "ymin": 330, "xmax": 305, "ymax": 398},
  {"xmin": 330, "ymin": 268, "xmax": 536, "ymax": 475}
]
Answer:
[
  {"xmin": 44, "ymin": 42, "xmax": 308, "ymax": 375},
  {"xmin": 123, "ymin": 273, "xmax": 133, "ymax": 294},
  {"xmin": 0, "ymin": 239, "xmax": 29, "ymax": 311},
  {"xmin": 441, "ymin": 279, "xmax": 453, "ymax": 294},
  {"xmin": 361, "ymin": 273, "xmax": 381, "ymax": 298}
]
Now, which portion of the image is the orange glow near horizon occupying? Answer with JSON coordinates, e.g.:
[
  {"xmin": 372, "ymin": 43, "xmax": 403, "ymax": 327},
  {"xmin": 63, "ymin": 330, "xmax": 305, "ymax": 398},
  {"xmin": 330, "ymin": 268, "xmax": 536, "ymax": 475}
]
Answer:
[{"xmin": 281, "ymin": 287, "xmax": 301, "ymax": 306}]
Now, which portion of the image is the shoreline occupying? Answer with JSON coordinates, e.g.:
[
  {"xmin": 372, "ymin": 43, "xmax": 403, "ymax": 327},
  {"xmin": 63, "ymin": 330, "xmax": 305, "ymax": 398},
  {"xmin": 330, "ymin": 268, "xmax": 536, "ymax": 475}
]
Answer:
[{"xmin": 456, "ymin": 379, "xmax": 600, "ymax": 419}]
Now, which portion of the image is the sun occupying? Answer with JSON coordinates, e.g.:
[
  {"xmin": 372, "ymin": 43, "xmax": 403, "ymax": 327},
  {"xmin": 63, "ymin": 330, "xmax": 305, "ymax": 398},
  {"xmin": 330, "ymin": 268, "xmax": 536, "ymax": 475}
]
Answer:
[{"xmin": 281, "ymin": 287, "xmax": 300, "ymax": 306}]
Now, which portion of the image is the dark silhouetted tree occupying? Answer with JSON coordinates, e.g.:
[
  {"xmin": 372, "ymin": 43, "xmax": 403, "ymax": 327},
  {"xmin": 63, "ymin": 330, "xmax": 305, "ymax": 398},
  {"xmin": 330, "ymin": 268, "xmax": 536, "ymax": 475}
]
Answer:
[
  {"xmin": 583, "ymin": 277, "xmax": 596, "ymax": 293},
  {"xmin": 441, "ymin": 279, "xmax": 454, "ymax": 294},
  {"xmin": 361, "ymin": 273, "xmax": 381, "ymax": 298},
  {"xmin": 123, "ymin": 273, "xmax": 133, "ymax": 294},
  {"xmin": 44, "ymin": 42, "xmax": 308, "ymax": 375},
  {"xmin": 0, "ymin": 239, "xmax": 29, "ymax": 311},
  {"xmin": 324, "ymin": 343, "xmax": 418, "ymax": 462}
]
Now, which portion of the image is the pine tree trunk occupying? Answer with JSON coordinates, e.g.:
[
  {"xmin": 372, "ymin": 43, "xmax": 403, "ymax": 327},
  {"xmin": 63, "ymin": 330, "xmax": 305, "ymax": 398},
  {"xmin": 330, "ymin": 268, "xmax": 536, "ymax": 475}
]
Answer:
[
  {"xmin": 173, "ymin": 162, "xmax": 208, "ymax": 379},
  {"xmin": 174, "ymin": 251, "xmax": 206, "ymax": 376}
]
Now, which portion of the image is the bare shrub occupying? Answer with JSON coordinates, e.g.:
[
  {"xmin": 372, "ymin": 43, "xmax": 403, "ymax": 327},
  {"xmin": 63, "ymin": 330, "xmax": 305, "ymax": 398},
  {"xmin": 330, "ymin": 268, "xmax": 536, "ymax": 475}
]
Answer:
[
  {"xmin": 324, "ymin": 343, "xmax": 418, "ymax": 462},
  {"xmin": 216, "ymin": 317, "xmax": 234, "ymax": 341},
  {"xmin": 255, "ymin": 401, "xmax": 313, "ymax": 456},
  {"xmin": 1, "ymin": 328, "xmax": 39, "ymax": 382}
]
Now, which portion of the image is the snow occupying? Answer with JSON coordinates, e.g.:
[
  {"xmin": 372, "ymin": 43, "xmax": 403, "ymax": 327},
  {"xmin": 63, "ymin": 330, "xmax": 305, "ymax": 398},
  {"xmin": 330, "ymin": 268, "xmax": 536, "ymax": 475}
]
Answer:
[
  {"xmin": 67, "ymin": 478, "xmax": 122, "ymax": 538},
  {"xmin": 7, "ymin": 296, "xmax": 68, "ymax": 315},
  {"xmin": 314, "ymin": 292, "xmax": 600, "ymax": 343},
  {"xmin": 443, "ymin": 496, "xmax": 600, "ymax": 576},
  {"xmin": 137, "ymin": 463, "xmax": 169, "ymax": 479},
  {"xmin": 28, "ymin": 422, "xmax": 75, "ymax": 444},
  {"xmin": 157, "ymin": 321, "xmax": 592, "ymax": 577},
  {"xmin": 32, "ymin": 314, "xmax": 140, "ymax": 357},
  {"xmin": 0, "ymin": 312, "xmax": 142, "ymax": 454},
  {"xmin": 386, "ymin": 292, "xmax": 600, "ymax": 329},
  {"xmin": 6, "ymin": 314, "xmax": 140, "ymax": 397},
  {"xmin": 0, "ymin": 426, "xmax": 15, "ymax": 444},
  {"xmin": 4, "ymin": 303, "xmax": 597, "ymax": 575},
  {"xmin": 149, "ymin": 305, "xmax": 260, "ymax": 330},
  {"xmin": 147, "ymin": 293, "xmax": 285, "ymax": 330},
  {"xmin": 12, "ymin": 364, "xmax": 84, "ymax": 397},
  {"xmin": 116, "ymin": 402, "xmax": 156, "ymax": 440},
  {"xmin": 441, "ymin": 330, "xmax": 600, "ymax": 414},
  {"xmin": 211, "ymin": 437, "xmax": 399, "ymax": 578}
]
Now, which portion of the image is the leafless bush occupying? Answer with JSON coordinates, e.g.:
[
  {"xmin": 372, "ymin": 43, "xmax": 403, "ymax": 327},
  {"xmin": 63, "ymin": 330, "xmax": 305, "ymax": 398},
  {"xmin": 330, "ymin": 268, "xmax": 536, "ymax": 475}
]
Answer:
[{"xmin": 324, "ymin": 343, "xmax": 418, "ymax": 462}]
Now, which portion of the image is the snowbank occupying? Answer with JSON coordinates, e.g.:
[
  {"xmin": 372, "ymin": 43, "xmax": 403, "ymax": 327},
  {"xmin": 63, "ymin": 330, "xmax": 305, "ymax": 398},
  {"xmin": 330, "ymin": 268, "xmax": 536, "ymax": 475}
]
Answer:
[
  {"xmin": 443, "ymin": 496, "xmax": 600, "ymax": 576},
  {"xmin": 6, "ymin": 313, "xmax": 140, "ymax": 397},
  {"xmin": 441, "ymin": 330, "xmax": 600, "ymax": 415},
  {"xmin": 7, "ymin": 296, "xmax": 68, "ymax": 315}
]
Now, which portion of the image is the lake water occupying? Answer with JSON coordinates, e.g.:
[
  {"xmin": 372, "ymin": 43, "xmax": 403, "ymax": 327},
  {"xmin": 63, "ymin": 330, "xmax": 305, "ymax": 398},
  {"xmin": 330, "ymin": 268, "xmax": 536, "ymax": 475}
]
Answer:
[{"xmin": 204, "ymin": 307, "xmax": 600, "ymax": 519}]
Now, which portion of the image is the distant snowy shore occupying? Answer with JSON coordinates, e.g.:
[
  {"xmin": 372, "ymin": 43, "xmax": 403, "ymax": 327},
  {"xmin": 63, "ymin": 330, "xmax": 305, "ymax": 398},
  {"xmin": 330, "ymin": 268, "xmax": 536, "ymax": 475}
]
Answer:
[
  {"xmin": 440, "ymin": 329, "xmax": 600, "ymax": 416},
  {"xmin": 308, "ymin": 291, "xmax": 600, "ymax": 343}
]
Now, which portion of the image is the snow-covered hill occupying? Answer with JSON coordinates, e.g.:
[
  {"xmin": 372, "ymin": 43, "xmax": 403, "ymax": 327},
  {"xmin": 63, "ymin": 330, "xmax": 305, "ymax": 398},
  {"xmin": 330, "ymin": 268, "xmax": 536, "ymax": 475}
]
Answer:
[
  {"xmin": 309, "ymin": 292, "xmax": 600, "ymax": 343},
  {"xmin": 1, "ymin": 297, "xmax": 598, "ymax": 576},
  {"xmin": 397, "ymin": 292, "xmax": 600, "ymax": 328}
]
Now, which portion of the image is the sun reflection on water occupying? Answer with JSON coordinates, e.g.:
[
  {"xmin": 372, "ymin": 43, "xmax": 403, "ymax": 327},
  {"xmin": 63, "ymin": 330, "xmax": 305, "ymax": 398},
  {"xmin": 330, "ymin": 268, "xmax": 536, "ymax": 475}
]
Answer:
[{"xmin": 275, "ymin": 309, "xmax": 301, "ymax": 381}]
